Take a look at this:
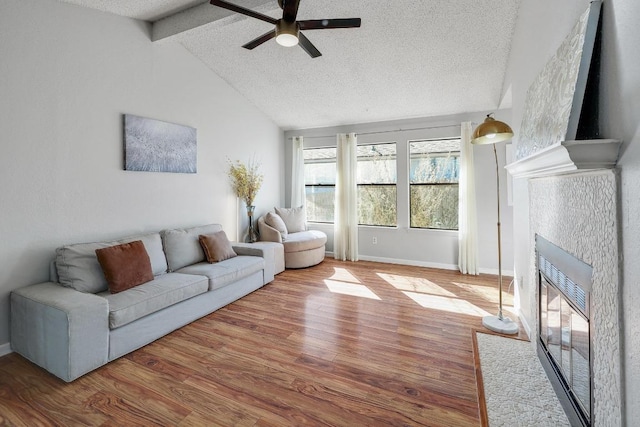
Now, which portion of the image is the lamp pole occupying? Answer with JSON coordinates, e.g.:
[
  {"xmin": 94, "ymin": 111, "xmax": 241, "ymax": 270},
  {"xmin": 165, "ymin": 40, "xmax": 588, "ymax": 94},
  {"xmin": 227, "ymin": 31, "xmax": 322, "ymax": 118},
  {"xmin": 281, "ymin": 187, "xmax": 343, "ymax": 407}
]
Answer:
[
  {"xmin": 471, "ymin": 114, "xmax": 518, "ymax": 335},
  {"xmin": 493, "ymin": 143, "xmax": 504, "ymax": 321}
]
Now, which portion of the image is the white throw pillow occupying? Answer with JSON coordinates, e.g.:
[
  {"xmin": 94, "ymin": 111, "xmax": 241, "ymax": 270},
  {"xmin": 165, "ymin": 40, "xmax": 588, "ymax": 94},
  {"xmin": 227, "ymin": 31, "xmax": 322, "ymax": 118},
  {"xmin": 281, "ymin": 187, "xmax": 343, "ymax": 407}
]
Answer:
[
  {"xmin": 275, "ymin": 206, "xmax": 306, "ymax": 233},
  {"xmin": 265, "ymin": 212, "xmax": 288, "ymax": 238}
]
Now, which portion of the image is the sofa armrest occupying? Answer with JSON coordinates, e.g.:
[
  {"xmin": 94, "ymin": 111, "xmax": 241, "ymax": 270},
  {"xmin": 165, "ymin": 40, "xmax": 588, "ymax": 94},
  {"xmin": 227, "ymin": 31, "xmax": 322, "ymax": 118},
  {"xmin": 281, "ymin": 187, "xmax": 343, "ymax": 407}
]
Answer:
[
  {"xmin": 11, "ymin": 282, "xmax": 109, "ymax": 382},
  {"xmin": 233, "ymin": 242, "xmax": 285, "ymax": 284}
]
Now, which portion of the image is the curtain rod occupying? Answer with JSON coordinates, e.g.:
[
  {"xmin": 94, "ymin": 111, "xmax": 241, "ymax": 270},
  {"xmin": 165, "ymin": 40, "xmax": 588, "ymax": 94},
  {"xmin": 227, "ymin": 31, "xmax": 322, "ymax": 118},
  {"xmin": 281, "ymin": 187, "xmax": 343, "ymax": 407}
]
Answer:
[{"xmin": 286, "ymin": 123, "xmax": 462, "ymax": 140}]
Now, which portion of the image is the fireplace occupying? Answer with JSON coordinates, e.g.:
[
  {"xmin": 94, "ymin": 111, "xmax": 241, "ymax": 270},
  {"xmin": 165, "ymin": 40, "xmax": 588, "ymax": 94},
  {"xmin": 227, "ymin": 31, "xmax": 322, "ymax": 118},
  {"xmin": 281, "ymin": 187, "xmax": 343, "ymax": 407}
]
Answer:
[
  {"xmin": 504, "ymin": 1, "xmax": 622, "ymax": 421},
  {"xmin": 536, "ymin": 235, "xmax": 593, "ymax": 426}
]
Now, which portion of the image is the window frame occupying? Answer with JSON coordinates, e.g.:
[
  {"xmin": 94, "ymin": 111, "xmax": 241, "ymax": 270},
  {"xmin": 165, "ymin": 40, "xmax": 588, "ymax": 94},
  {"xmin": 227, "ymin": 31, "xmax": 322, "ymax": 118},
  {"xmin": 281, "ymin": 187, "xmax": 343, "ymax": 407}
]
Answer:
[
  {"xmin": 356, "ymin": 142, "xmax": 398, "ymax": 227},
  {"xmin": 408, "ymin": 137, "xmax": 461, "ymax": 231},
  {"xmin": 303, "ymin": 147, "xmax": 337, "ymax": 224}
]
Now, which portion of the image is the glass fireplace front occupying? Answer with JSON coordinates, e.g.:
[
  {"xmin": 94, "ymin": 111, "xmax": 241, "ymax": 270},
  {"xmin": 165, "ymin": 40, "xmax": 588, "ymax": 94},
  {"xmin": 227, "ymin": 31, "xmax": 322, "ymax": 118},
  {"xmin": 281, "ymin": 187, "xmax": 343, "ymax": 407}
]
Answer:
[{"xmin": 536, "ymin": 235, "xmax": 593, "ymax": 427}]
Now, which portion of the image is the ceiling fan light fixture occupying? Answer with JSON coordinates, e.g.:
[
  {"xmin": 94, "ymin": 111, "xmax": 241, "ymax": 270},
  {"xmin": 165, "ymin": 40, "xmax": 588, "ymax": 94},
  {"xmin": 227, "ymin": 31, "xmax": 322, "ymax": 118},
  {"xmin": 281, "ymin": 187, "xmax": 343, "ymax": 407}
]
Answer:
[
  {"xmin": 276, "ymin": 20, "xmax": 299, "ymax": 47},
  {"xmin": 209, "ymin": 0, "xmax": 361, "ymax": 57}
]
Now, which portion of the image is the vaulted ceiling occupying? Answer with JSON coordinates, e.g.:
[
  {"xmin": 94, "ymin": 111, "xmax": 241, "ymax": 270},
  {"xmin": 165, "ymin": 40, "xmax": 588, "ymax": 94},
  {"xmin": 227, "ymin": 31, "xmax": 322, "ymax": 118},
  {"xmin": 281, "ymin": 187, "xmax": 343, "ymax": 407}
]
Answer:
[{"xmin": 59, "ymin": 0, "xmax": 520, "ymax": 130}]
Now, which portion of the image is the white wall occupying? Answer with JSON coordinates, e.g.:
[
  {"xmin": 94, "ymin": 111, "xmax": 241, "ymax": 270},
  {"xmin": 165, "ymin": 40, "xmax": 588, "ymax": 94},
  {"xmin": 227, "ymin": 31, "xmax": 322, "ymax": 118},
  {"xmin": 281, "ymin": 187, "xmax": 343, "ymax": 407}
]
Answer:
[
  {"xmin": 506, "ymin": 0, "xmax": 593, "ymax": 335},
  {"xmin": 0, "ymin": 0, "xmax": 284, "ymax": 348},
  {"xmin": 283, "ymin": 112, "xmax": 514, "ymax": 274},
  {"xmin": 600, "ymin": 0, "xmax": 640, "ymax": 422},
  {"xmin": 506, "ymin": 0, "xmax": 640, "ymax": 422}
]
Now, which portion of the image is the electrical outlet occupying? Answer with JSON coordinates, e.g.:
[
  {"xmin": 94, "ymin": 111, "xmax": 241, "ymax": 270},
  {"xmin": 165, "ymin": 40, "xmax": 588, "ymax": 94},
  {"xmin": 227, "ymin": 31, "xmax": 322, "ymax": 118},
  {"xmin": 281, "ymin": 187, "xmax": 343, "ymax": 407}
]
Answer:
[{"xmin": 372, "ymin": 237, "xmax": 378, "ymax": 244}]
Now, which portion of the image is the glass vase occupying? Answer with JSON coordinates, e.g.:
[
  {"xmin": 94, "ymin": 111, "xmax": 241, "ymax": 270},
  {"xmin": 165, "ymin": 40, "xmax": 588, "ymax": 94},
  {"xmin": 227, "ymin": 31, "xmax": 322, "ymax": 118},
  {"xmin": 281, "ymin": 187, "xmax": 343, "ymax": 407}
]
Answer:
[{"xmin": 245, "ymin": 205, "xmax": 258, "ymax": 243}]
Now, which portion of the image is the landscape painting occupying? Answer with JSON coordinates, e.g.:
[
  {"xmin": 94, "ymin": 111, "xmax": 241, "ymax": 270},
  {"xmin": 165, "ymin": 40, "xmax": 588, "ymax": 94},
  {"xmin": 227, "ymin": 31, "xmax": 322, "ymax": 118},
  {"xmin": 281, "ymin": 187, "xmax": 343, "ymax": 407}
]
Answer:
[{"xmin": 124, "ymin": 114, "xmax": 197, "ymax": 173}]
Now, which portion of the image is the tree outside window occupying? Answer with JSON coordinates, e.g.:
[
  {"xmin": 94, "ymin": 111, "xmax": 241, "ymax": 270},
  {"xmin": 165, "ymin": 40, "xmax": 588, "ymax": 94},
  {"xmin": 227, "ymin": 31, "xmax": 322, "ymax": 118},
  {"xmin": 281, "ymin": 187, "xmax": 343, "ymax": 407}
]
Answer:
[{"xmin": 305, "ymin": 139, "xmax": 457, "ymax": 229}]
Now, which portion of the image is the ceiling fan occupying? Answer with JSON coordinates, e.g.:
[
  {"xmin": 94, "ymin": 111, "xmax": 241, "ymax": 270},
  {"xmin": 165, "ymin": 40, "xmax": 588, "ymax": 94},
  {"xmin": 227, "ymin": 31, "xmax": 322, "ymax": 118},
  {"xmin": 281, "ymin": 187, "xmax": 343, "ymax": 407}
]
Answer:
[{"xmin": 209, "ymin": 0, "xmax": 361, "ymax": 58}]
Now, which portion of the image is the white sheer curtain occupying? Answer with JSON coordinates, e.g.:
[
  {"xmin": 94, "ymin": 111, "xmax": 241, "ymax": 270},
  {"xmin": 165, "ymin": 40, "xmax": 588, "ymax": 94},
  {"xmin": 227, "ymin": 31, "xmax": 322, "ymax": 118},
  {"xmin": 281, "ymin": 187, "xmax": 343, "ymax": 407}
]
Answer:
[
  {"xmin": 291, "ymin": 136, "xmax": 305, "ymax": 208},
  {"xmin": 458, "ymin": 122, "xmax": 479, "ymax": 274},
  {"xmin": 334, "ymin": 133, "xmax": 358, "ymax": 261}
]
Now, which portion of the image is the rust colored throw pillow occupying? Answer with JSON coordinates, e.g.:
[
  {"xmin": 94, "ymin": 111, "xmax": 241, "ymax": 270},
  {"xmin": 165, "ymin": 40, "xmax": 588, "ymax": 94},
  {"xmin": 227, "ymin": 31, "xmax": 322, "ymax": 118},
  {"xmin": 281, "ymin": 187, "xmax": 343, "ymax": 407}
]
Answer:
[
  {"xmin": 95, "ymin": 240, "xmax": 154, "ymax": 294},
  {"xmin": 199, "ymin": 231, "xmax": 237, "ymax": 263}
]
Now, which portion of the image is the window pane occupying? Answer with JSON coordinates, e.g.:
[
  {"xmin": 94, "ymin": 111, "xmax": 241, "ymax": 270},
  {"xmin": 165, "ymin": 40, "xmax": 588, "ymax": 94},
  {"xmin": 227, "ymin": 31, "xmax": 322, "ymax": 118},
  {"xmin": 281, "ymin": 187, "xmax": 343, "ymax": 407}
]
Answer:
[
  {"xmin": 410, "ymin": 139, "xmax": 460, "ymax": 184},
  {"xmin": 358, "ymin": 159, "xmax": 397, "ymax": 184},
  {"xmin": 410, "ymin": 139, "xmax": 460, "ymax": 154},
  {"xmin": 410, "ymin": 155, "xmax": 459, "ymax": 183},
  {"xmin": 305, "ymin": 163, "xmax": 336, "ymax": 185},
  {"xmin": 358, "ymin": 185, "xmax": 396, "ymax": 226},
  {"xmin": 410, "ymin": 184, "xmax": 459, "ymax": 229},
  {"xmin": 304, "ymin": 147, "xmax": 336, "ymax": 222},
  {"xmin": 305, "ymin": 186, "xmax": 334, "ymax": 222},
  {"xmin": 305, "ymin": 147, "xmax": 337, "ymax": 185},
  {"xmin": 304, "ymin": 147, "xmax": 337, "ymax": 161},
  {"xmin": 357, "ymin": 143, "xmax": 397, "ymax": 226},
  {"xmin": 357, "ymin": 143, "xmax": 397, "ymax": 184},
  {"xmin": 409, "ymin": 138, "xmax": 460, "ymax": 230}
]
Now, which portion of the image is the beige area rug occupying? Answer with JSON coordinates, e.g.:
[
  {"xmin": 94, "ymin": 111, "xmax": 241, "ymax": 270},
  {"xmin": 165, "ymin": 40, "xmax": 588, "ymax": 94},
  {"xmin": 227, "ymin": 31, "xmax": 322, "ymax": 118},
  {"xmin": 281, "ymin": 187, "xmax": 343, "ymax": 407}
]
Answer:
[{"xmin": 473, "ymin": 332, "xmax": 570, "ymax": 427}]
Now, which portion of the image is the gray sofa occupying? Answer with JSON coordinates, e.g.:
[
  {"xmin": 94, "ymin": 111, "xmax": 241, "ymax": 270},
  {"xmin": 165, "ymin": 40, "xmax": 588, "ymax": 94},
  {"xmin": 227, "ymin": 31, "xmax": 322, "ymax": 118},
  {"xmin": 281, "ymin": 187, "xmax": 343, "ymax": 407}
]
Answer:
[{"xmin": 10, "ymin": 224, "xmax": 280, "ymax": 382}]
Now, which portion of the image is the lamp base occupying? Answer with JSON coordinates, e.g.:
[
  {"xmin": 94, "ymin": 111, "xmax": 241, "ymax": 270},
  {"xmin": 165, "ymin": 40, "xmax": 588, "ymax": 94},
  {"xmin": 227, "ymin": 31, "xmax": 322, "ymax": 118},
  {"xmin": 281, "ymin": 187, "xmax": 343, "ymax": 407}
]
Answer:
[{"xmin": 482, "ymin": 315, "xmax": 519, "ymax": 335}]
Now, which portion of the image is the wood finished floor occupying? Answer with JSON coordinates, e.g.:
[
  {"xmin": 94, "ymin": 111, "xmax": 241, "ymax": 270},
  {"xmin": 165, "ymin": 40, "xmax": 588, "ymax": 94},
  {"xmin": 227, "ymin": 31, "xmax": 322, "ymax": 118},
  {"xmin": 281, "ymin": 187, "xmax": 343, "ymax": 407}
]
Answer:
[{"xmin": 0, "ymin": 259, "xmax": 526, "ymax": 426}]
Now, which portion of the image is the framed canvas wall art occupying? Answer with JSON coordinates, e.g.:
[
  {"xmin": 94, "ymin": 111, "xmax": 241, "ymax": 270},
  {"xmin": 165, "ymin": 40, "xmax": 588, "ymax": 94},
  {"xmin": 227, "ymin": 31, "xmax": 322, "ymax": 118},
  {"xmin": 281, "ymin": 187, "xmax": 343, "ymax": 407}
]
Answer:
[{"xmin": 124, "ymin": 114, "xmax": 197, "ymax": 173}]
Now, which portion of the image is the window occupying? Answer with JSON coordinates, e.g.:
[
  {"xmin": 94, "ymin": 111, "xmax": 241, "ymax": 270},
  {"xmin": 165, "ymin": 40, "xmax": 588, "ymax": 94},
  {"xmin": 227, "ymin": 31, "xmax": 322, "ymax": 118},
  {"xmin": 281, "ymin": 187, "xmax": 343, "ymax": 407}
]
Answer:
[
  {"xmin": 304, "ymin": 143, "xmax": 397, "ymax": 225},
  {"xmin": 304, "ymin": 147, "xmax": 336, "ymax": 223},
  {"xmin": 409, "ymin": 138, "xmax": 460, "ymax": 230},
  {"xmin": 357, "ymin": 143, "xmax": 397, "ymax": 226}
]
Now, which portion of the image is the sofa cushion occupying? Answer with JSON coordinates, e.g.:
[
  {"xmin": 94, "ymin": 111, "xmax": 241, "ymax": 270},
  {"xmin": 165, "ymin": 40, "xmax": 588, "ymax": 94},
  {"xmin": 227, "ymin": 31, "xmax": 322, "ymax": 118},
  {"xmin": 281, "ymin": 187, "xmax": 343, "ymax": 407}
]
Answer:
[
  {"xmin": 177, "ymin": 256, "xmax": 264, "ymax": 291},
  {"xmin": 162, "ymin": 224, "xmax": 223, "ymax": 272},
  {"xmin": 199, "ymin": 231, "xmax": 237, "ymax": 263},
  {"xmin": 95, "ymin": 241, "xmax": 154, "ymax": 294},
  {"xmin": 56, "ymin": 232, "xmax": 167, "ymax": 294},
  {"xmin": 282, "ymin": 230, "xmax": 327, "ymax": 253},
  {"xmin": 275, "ymin": 206, "xmax": 306, "ymax": 233},
  {"xmin": 101, "ymin": 272, "xmax": 208, "ymax": 329},
  {"xmin": 265, "ymin": 212, "xmax": 288, "ymax": 238}
]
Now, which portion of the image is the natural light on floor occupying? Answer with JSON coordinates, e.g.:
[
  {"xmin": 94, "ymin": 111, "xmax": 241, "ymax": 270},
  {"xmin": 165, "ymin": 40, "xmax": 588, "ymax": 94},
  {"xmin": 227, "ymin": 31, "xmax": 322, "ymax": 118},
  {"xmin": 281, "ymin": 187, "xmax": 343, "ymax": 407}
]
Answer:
[
  {"xmin": 451, "ymin": 281, "xmax": 501, "ymax": 302},
  {"xmin": 329, "ymin": 267, "xmax": 361, "ymax": 284},
  {"xmin": 377, "ymin": 273, "xmax": 456, "ymax": 297},
  {"xmin": 403, "ymin": 292, "xmax": 491, "ymax": 317},
  {"xmin": 324, "ymin": 279, "xmax": 381, "ymax": 300},
  {"xmin": 323, "ymin": 268, "xmax": 505, "ymax": 314},
  {"xmin": 377, "ymin": 272, "xmax": 491, "ymax": 316},
  {"xmin": 324, "ymin": 268, "xmax": 381, "ymax": 300}
]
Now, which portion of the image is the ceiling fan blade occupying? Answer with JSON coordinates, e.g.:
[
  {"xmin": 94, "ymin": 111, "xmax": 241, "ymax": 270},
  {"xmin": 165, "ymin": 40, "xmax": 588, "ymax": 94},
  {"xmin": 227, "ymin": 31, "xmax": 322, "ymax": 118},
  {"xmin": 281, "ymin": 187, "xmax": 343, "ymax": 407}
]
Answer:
[
  {"xmin": 299, "ymin": 18, "xmax": 361, "ymax": 30},
  {"xmin": 297, "ymin": 32, "xmax": 321, "ymax": 58},
  {"xmin": 210, "ymin": 0, "xmax": 277, "ymax": 25},
  {"xmin": 282, "ymin": 0, "xmax": 301, "ymax": 22},
  {"xmin": 242, "ymin": 30, "xmax": 277, "ymax": 50}
]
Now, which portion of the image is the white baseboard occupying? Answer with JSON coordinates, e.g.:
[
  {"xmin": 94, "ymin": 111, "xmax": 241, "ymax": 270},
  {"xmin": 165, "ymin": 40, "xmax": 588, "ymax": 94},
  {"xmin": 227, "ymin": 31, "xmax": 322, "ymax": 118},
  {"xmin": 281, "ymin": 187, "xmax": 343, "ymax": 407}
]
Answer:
[
  {"xmin": 358, "ymin": 255, "xmax": 458, "ymax": 271},
  {"xmin": 0, "ymin": 342, "xmax": 12, "ymax": 357},
  {"xmin": 518, "ymin": 309, "xmax": 532, "ymax": 339},
  {"xmin": 478, "ymin": 267, "xmax": 515, "ymax": 277},
  {"xmin": 326, "ymin": 252, "xmax": 514, "ymax": 276}
]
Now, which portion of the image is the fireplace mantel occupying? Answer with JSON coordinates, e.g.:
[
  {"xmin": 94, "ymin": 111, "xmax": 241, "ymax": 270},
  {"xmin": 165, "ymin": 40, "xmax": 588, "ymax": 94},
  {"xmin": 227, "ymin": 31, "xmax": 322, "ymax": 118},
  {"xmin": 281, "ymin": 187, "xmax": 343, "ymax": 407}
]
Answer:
[{"xmin": 505, "ymin": 139, "xmax": 621, "ymax": 179}]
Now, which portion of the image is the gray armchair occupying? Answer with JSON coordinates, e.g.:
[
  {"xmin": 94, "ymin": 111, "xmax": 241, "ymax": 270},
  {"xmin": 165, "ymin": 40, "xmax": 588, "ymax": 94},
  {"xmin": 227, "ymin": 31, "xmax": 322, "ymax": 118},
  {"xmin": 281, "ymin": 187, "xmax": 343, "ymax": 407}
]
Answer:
[{"xmin": 258, "ymin": 212, "xmax": 327, "ymax": 269}]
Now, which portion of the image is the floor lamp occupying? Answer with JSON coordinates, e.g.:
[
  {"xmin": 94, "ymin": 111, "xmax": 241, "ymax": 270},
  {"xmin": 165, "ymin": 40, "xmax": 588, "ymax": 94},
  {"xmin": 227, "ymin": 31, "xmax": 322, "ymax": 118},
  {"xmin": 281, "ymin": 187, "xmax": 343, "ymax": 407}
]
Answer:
[{"xmin": 471, "ymin": 114, "xmax": 519, "ymax": 335}]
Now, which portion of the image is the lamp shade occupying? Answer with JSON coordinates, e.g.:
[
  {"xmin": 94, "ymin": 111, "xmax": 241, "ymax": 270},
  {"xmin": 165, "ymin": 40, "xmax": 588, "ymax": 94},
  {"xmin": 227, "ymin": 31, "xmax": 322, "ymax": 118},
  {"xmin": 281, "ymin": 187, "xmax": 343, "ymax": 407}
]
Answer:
[{"xmin": 471, "ymin": 115, "xmax": 513, "ymax": 145}]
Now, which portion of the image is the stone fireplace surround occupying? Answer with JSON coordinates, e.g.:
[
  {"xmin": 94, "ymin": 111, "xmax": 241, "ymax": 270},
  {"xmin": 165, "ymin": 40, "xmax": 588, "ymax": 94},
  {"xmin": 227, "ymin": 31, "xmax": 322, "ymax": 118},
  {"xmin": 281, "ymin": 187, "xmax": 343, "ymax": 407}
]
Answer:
[{"xmin": 507, "ymin": 139, "xmax": 622, "ymax": 425}]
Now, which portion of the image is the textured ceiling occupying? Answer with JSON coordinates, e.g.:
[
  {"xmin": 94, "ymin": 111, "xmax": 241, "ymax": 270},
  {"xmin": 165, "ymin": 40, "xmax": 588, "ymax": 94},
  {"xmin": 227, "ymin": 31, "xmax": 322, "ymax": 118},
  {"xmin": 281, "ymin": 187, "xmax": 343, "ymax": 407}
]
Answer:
[
  {"xmin": 59, "ymin": 0, "xmax": 207, "ymax": 21},
  {"xmin": 58, "ymin": 0, "xmax": 520, "ymax": 130}
]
